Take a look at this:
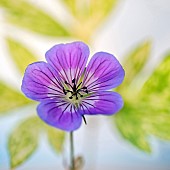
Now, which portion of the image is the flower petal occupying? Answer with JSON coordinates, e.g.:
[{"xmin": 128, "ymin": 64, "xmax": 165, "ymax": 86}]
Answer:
[
  {"xmin": 21, "ymin": 61, "xmax": 64, "ymax": 101},
  {"xmin": 37, "ymin": 100, "xmax": 82, "ymax": 131},
  {"xmin": 45, "ymin": 41, "xmax": 89, "ymax": 84},
  {"xmin": 79, "ymin": 91, "xmax": 123, "ymax": 115},
  {"xmin": 82, "ymin": 52, "xmax": 125, "ymax": 91}
]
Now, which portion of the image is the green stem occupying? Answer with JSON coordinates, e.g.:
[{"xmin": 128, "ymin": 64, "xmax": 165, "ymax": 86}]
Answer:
[{"xmin": 70, "ymin": 131, "xmax": 75, "ymax": 170}]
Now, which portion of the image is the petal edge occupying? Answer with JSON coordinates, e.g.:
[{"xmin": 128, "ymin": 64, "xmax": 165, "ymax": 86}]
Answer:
[
  {"xmin": 45, "ymin": 41, "xmax": 89, "ymax": 84},
  {"xmin": 82, "ymin": 52, "xmax": 125, "ymax": 91},
  {"xmin": 37, "ymin": 100, "xmax": 82, "ymax": 131}
]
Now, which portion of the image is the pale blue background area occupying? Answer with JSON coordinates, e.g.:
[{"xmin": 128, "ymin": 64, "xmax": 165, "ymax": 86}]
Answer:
[
  {"xmin": 1, "ymin": 111, "xmax": 170, "ymax": 170},
  {"xmin": 1, "ymin": 0, "xmax": 170, "ymax": 169}
]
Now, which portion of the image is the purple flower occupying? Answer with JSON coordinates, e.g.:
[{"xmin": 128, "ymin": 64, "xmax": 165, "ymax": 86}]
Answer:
[{"xmin": 21, "ymin": 42, "xmax": 125, "ymax": 131}]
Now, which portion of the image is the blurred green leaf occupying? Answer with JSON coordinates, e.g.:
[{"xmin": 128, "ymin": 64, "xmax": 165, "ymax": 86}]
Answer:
[
  {"xmin": 115, "ymin": 102, "xmax": 151, "ymax": 152},
  {"xmin": 140, "ymin": 54, "xmax": 170, "ymax": 110},
  {"xmin": 115, "ymin": 54, "xmax": 170, "ymax": 152},
  {"xmin": 62, "ymin": 0, "xmax": 118, "ymax": 41},
  {"xmin": 139, "ymin": 53, "xmax": 170, "ymax": 140},
  {"xmin": 8, "ymin": 116, "xmax": 41, "ymax": 168},
  {"xmin": 142, "ymin": 112, "xmax": 170, "ymax": 141},
  {"xmin": 62, "ymin": 0, "xmax": 76, "ymax": 15},
  {"xmin": 121, "ymin": 41, "xmax": 151, "ymax": 87},
  {"xmin": 47, "ymin": 126, "xmax": 65, "ymax": 153},
  {"xmin": 7, "ymin": 38, "xmax": 37, "ymax": 75},
  {"xmin": 0, "ymin": 0, "xmax": 70, "ymax": 36},
  {"xmin": 63, "ymin": 0, "xmax": 117, "ymax": 21},
  {"xmin": 89, "ymin": 0, "xmax": 118, "ymax": 21},
  {"xmin": 115, "ymin": 100, "xmax": 170, "ymax": 152},
  {"xmin": 0, "ymin": 82, "xmax": 32, "ymax": 115}
]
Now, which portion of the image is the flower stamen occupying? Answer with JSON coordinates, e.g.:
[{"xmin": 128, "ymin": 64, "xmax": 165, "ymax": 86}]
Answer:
[{"xmin": 63, "ymin": 79, "xmax": 88, "ymax": 101}]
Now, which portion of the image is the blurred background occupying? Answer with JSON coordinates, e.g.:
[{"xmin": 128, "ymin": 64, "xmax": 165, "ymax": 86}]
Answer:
[{"xmin": 0, "ymin": 0, "xmax": 170, "ymax": 169}]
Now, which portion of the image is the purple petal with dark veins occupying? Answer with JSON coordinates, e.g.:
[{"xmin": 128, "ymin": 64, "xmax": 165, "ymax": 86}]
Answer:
[
  {"xmin": 37, "ymin": 100, "xmax": 82, "ymax": 131},
  {"xmin": 82, "ymin": 52, "xmax": 125, "ymax": 91},
  {"xmin": 21, "ymin": 61, "xmax": 64, "ymax": 101},
  {"xmin": 79, "ymin": 91, "xmax": 123, "ymax": 115},
  {"xmin": 45, "ymin": 41, "xmax": 89, "ymax": 84}
]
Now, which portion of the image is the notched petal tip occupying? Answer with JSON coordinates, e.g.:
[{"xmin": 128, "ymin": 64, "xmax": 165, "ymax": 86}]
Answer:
[{"xmin": 45, "ymin": 41, "xmax": 90, "ymax": 84}]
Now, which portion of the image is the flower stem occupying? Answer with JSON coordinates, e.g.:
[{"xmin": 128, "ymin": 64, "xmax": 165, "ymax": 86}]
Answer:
[{"xmin": 70, "ymin": 131, "xmax": 75, "ymax": 170}]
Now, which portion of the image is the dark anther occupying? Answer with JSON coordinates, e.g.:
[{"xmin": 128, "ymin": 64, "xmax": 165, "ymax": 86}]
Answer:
[
  {"xmin": 72, "ymin": 78, "xmax": 75, "ymax": 83},
  {"xmin": 65, "ymin": 81, "xmax": 68, "ymax": 84},
  {"xmin": 82, "ymin": 86, "xmax": 87, "ymax": 89},
  {"xmin": 69, "ymin": 96, "xmax": 73, "ymax": 99},
  {"xmin": 85, "ymin": 90, "xmax": 88, "ymax": 93}
]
